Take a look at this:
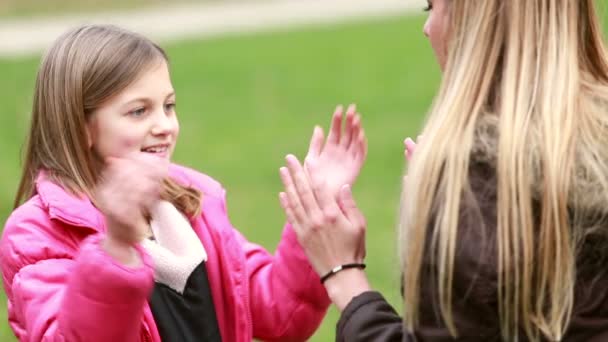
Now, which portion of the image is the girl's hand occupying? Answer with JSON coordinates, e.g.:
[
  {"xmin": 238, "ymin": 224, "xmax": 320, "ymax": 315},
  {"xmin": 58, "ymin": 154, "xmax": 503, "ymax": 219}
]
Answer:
[
  {"xmin": 95, "ymin": 153, "xmax": 168, "ymax": 266},
  {"xmin": 304, "ymin": 104, "xmax": 367, "ymax": 199}
]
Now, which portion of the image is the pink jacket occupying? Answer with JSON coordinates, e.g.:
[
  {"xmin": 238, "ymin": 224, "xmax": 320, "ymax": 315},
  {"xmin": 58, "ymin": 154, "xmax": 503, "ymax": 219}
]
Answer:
[{"xmin": 0, "ymin": 164, "xmax": 330, "ymax": 341}]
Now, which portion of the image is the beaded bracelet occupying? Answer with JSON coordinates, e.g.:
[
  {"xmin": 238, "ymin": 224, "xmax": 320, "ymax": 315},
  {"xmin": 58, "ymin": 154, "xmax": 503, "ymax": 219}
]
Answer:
[{"xmin": 320, "ymin": 263, "xmax": 366, "ymax": 284}]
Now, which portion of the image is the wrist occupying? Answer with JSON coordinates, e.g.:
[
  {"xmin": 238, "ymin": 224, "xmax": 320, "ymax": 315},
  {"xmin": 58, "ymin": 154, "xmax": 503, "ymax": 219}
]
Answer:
[
  {"xmin": 323, "ymin": 268, "xmax": 371, "ymax": 312},
  {"xmin": 102, "ymin": 234, "xmax": 142, "ymax": 268},
  {"xmin": 320, "ymin": 262, "xmax": 366, "ymax": 283}
]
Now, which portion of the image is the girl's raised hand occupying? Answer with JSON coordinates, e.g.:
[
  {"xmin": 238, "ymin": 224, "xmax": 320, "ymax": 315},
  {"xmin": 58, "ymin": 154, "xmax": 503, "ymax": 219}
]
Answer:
[
  {"xmin": 304, "ymin": 104, "xmax": 367, "ymax": 199},
  {"xmin": 95, "ymin": 153, "xmax": 168, "ymax": 266}
]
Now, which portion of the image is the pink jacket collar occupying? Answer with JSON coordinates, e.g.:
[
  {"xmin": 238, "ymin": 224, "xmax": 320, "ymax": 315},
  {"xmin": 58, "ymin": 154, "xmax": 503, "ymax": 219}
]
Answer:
[{"xmin": 35, "ymin": 172, "xmax": 105, "ymax": 232}]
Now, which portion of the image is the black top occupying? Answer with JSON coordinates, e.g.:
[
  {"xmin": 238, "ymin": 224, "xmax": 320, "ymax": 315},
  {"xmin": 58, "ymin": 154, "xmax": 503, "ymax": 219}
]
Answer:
[
  {"xmin": 336, "ymin": 160, "xmax": 608, "ymax": 341},
  {"xmin": 149, "ymin": 261, "xmax": 222, "ymax": 342},
  {"xmin": 337, "ymin": 291, "xmax": 403, "ymax": 342}
]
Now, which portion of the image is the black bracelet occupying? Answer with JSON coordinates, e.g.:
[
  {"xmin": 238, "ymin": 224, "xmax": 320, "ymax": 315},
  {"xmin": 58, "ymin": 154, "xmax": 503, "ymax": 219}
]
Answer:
[{"xmin": 320, "ymin": 263, "xmax": 366, "ymax": 284}]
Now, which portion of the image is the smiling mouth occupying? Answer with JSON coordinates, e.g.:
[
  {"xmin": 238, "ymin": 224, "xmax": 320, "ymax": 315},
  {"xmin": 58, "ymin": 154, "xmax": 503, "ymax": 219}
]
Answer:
[{"xmin": 141, "ymin": 145, "xmax": 169, "ymax": 154}]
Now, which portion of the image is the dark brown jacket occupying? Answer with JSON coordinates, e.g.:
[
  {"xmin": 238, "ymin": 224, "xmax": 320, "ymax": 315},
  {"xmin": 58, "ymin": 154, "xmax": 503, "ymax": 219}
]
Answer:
[{"xmin": 337, "ymin": 160, "xmax": 608, "ymax": 341}]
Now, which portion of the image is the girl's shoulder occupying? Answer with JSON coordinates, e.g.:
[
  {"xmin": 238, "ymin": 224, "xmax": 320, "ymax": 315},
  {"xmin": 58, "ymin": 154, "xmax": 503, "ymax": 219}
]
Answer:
[
  {"xmin": 4, "ymin": 195, "xmax": 52, "ymax": 234},
  {"xmin": 169, "ymin": 163, "xmax": 225, "ymax": 199},
  {"xmin": 2, "ymin": 176, "xmax": 101, "ymax": 269},
  {"xmin": 1, "ymin": 194, "xmax": 78, "ymax": 283}
]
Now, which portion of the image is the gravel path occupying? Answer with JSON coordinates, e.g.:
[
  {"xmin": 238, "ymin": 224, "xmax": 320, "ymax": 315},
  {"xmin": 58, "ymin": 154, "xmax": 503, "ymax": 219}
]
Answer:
[{"xmin": 0, "ymin": 0, "xmax": 423, "ymax": 57}]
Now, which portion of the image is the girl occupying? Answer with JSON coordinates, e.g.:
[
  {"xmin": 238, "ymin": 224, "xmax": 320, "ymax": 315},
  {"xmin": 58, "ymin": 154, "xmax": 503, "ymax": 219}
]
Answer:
[
  {"xmin": 0, "ymin": 24, "xmax": 367, "ymax": 341},
  {"xmin": 279, "ymin": 0, "xmax": 608, "ymax": 341}
]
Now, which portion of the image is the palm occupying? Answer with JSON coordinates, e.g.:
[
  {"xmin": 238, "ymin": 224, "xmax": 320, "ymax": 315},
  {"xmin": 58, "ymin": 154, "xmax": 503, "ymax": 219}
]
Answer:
[{"xmin": 305, "ymin": 105, "xmax": 367, "ymax": 197}]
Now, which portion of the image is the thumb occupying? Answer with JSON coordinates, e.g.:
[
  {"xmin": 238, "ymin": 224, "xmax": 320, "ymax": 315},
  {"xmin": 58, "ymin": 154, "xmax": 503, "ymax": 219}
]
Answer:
[
  {"xmin": 306, "ymin": 126, "xmax": 324, "ymax": 160},
  {"xmin": 304, "ymin": 156, "xmax": 322, "ymax": 184},
  {"xmin": 304, "ymin": 155, "xmax": 316, "ymax": 173},
  {"xmin": 337, "ymin": 184, "xmax": 363, "ymax": 225}
]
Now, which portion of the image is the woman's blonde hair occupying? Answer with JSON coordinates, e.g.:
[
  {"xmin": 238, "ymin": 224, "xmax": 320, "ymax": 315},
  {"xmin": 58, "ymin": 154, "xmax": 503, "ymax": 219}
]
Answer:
[
  {"xmin": 14, "ymin": 24, "xmax": 201, "ymax": 217},
  {"xmin": 401, "ymin": 1, "xmax": 608, "ymax": 340}
]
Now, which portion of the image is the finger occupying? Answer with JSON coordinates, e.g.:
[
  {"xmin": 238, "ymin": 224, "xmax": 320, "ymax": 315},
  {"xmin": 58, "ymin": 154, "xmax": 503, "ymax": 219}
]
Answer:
[
  {"xmin": 404, "ymin": 137, "xmax": 416, "ymax": 150},
  {"xmin": 101, "ymin": 157, "xmax": 129, "ymax": 182},
  {"xmin": 404, "ymin": 137, "xmax": 416, "ymax": 161},
  {"xmin": 279, "ymin": 166, "xmax": 307, "ymax": 222},
  {"xmin": 327, "ymin": 105, "xmax": 343, "ymax": 145},
  {"xmin": 111, "ymin": 155, "xmax": 161, "ymax": 190},
  {"xmin": 138, "ymin": 155, "xmax": 169, "ymax": 181},
  {"xmin": 341, "ymin": 104, "xmax": 356, "ymax": 148},
  {"xmin": 285, "ymin": 154, "xmax": 322, "ymax": 215},
  {"xmin": 125, "ymin": 151, "xmax": 168, "ymax": 171},
  {"xmin": 140, "ymin": 184, "xmax": 162, "ymax": 211},
  {"xmin": 347, "ymin": 113, "xmax": 361, "ymax": 153},
  {"xmin": 141, "ymin": 165, "xmax": 165, "ymax": 190},
  {"xmin": 279, "ymin": 192, "xmax": 300, "ymax": 232},
  {"xmin": 305, "ymin": 158, "xmax": 327, "ymax": 205},
  {"xmin": 130, "ymin": 213, "xmax": 150, "ymax": 243},
  {"xmin": 354, "ymin": 130, "xmax": 368, "ymax": 162},
  {"xmin": 337, "ymin": 184, "xmax": 365, "ymax": 228},
  {"xmin": 305, "ymin": 126, "xmax": 324, "ymax": 160},
  {"xmin": 131, "ymin": 176, "xmax": 158, "ymax": 207},
  {"xmin": 306, "ymin": 158, "xmax": 343, "ymax": 219}
]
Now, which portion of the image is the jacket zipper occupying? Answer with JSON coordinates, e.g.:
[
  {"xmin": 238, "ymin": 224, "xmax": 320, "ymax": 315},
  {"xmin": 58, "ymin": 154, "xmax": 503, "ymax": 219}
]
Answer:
[{"xmin": 142, "ymin": 321, "xmax": 152, "ymax": 342}]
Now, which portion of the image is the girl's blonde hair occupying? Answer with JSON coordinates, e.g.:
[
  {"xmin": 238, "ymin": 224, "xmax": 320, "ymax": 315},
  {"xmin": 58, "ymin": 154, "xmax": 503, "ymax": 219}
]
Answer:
[
  {"xmin": 14, "ymin": 25, "xmax": 201, "ymax": 217},
  {"xmin": 401, "ymin": 1, "xmax": 608, "ymax": 340}
]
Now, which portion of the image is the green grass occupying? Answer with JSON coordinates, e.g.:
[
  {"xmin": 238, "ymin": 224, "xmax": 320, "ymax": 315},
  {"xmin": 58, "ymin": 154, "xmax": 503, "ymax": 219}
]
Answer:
[
  {"xmin": 0, "ymin": 11, "xmax": 607, "ymax": 342},
  {"xmin": 165, "ymin": 16, "xmax": 437, "ymax": 340},
  {"xmin": 0, "ymin": 14, "xmax": 436, "ymax": 341}
]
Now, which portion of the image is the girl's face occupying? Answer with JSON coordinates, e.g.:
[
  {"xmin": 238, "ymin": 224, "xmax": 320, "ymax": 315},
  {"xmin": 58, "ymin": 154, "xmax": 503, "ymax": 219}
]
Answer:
[
  {"xmin": 86, "ymin": 60, "xmax": 179, "ymax": 164},
  {"xmin": 423, "ymin": 0, "xmax": 449, "ymax": 70}
]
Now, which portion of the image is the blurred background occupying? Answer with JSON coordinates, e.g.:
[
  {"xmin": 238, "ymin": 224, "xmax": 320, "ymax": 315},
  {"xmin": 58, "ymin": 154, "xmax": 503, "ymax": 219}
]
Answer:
[{"xmin": 0, "ymin": 1, "xmax": 606, "ymax": 341}]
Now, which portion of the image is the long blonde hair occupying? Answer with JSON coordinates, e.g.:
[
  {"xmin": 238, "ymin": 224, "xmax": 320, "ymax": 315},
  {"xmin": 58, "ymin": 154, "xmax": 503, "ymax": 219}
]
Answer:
[
  {"xmin": 14, "ymin": 25, "xmax": 201, "ymax": 217},
  {"xmin": 401, "ymin": 1, "xmax": 608, "ymax": 340}
]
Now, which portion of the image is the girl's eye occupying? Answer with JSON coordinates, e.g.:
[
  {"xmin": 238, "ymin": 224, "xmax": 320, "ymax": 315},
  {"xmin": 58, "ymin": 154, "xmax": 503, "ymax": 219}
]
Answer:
[
  {"xmin": 129, "ymin": 107, "xmax": 146, "ymax": 117},
  {"xmin": 164, "ymin": 103, "xmax": 176, "ymax": 112},
  {"xmin": 424, "ymin": 2, "xmax": 433, "ymax": 12}
]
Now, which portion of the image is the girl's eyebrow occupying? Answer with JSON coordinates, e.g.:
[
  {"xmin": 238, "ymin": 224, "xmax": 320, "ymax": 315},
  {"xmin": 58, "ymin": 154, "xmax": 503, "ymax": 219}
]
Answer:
[
  {"xmin": 121, "ymin": 91, "xmax": 175, "ymax": 106},
  {"xmin": 122, "ymin": 97, "xmax": 150, "ymax": 106}
]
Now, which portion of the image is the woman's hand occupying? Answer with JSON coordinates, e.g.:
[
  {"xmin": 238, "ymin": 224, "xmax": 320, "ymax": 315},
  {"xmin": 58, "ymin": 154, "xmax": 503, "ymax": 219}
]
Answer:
[
  {"xmin": 279, "ymin": 154, "xmax": 371, "ymax": 310},
  {"xmin": 279, "ymin": 154, "xmax": 365, "ymax": 274},
  {"xmin": 304, "ymin": 104, "xmax": 367, "ymax": 199},
  {"xmin": 404, "ymin": 135, "xmax": 422, "ymax": 161},
  {"xmin": 95, "ymin": 153, "xmax": 168, "ymax": 266},
  {"xmin": 403, "ymin": 135, "xmax": 421, "ymax": 183}
]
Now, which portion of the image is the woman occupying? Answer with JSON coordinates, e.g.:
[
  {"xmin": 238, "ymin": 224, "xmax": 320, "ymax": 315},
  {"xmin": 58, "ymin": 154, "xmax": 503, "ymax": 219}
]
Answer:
[{"xmin": 279, "ymin": 0, "xmax": 608, "ymax": 340}]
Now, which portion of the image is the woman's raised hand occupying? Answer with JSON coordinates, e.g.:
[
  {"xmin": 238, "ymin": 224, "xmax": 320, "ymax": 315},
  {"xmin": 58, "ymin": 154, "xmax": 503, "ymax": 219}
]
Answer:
[{"xmin": 279, "ymin": 154, "xmax": 366, "ymax": 277}]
